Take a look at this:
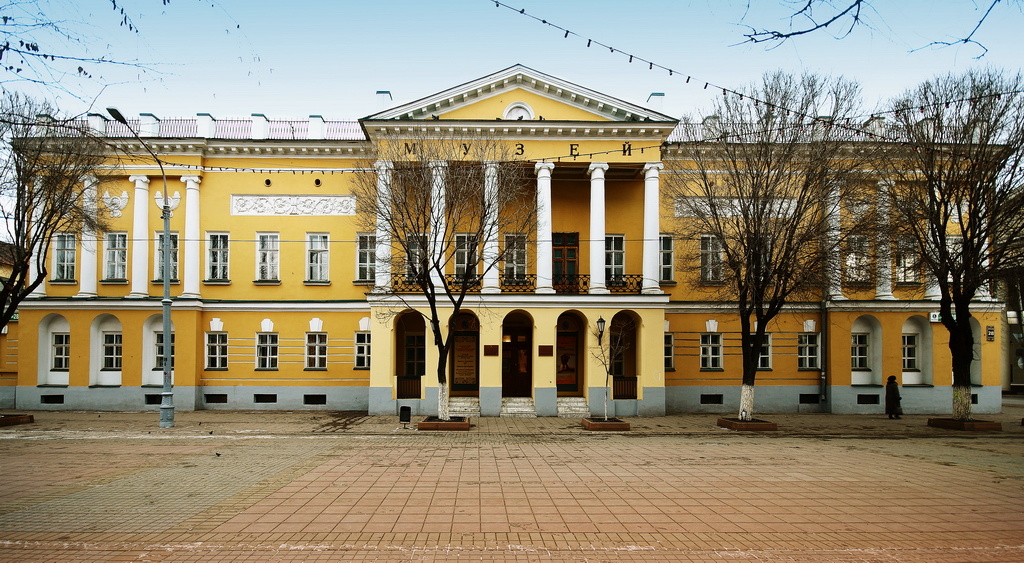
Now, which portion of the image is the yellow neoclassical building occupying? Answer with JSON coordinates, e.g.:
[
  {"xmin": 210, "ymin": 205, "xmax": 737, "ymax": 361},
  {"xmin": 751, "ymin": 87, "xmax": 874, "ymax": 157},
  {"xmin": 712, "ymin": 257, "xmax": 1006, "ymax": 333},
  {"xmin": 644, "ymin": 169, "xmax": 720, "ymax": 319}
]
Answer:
[{"xmin": 0, "ymin": 65, "xmax": 1008, "ymax": 417}]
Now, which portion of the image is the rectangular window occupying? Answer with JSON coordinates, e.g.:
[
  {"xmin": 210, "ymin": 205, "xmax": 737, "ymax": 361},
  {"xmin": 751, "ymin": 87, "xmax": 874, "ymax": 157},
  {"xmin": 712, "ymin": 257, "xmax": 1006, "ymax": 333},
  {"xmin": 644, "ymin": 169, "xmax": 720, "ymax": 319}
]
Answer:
[
  {"xmin": 53, "ymin": 233, "xmax": 76, "ymax": 280},
  {"xmin": 306, "ymin": 233, "xmax": 329, "ymax": 282},
  {"xmin": 206, "ymin": 332, "xmax": 228, "ymax": 369},
  {"xmin": 155, "ymin": 232, "xmax": 179, "ymax": 281},
  {"xmin": 664, "ymin": 333, "xmax": 674, "ymax": 369},
  {"xmin": 356, "ymin": 233, "xmax": 376, "ymax": 282},
  {"xmin": 503, "ymin": 234, "xmax": 527, "ymax": 279},
  {"xmin": 207, "ymin": 233, "xmax": 230, "ymax": 281},
  {"xmin": 257, "ymin": 233, "xmax": 279, "ymax": 281},
  {"xmin": 700, "ymin": 333, "xmax": 722, "ymax": 369},
  {"xmin": 851, "ymin": 333, "xmax": 869, "ymax": 370},
  {"xmin": 256, "ymin": 332, "xmax": 279, "ymax": 369},
  {"xmin": 305, "ymin": 332, "xmax": 327, "ymax": 369},
  {"xmin": 405, "ymin": 334, "xmax": 425, "ymax": 376},
  {"xmin": 605, "ymin": 235, "xmax": 624, "ymax": 281},
  {"xmin": 845, "ymin": 235, "xmax": 870, "ymax": 283},
  {"xmin": 104, "ymin": 232, "xmax": 128, "ymax": 280},
  {"xmin": 102, "ymin": 332, "xmax": 122, "ymax": 370},
  {"xmin": 155, "ymin": 332, "xmax": 175, "ymax": 370},
  {"xmin": 798, "ymin": 333, "xmax": 820, "ymax": 369},
  {"xmin": 355, "ymin": 332, "xmax": 371, "ymax": 369},
  {"xmin": 757, "ymin": 334, "xmax": 772, "ymax": 369},
  {"xmin": 51, "ymin": 333, "xmax": 70, "ymax": 370},
  {"xmin": 700, "ymin": 234, "xmax": 723, "ymax": 282},
  {"xmin": 902, "ymin": 334, "xmax": 918, "ymax": 370},
  {"xmin": 895, "ymin": 237, "xmax": 918, "ymax": 283},
  {"xmin": 659, "ymin": 234, "xmax": 674, "ymax": 282},
  {"xmin": 455, "ymin": 233, "xmax": 479, "ymax": 280},
  {"xmin": 405, "ymin": 234, "xmax": 427, "ymax": 280}
]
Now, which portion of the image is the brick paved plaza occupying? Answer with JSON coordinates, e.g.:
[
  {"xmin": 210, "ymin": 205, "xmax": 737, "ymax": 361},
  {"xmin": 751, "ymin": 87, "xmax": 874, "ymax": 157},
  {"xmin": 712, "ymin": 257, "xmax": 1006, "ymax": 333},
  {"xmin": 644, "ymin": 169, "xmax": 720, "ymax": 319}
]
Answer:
[{"xmin": 1, "ymin": 407, "xmax": 1022, "ymax": 562}]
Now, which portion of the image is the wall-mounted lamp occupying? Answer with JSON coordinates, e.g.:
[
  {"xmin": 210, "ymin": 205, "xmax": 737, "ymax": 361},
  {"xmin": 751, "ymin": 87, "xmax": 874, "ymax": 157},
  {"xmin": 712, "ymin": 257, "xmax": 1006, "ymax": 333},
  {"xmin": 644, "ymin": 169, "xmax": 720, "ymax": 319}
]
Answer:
[{"xmin": 596, "ymin": 316, "xmax": 606, "ymax": 345}]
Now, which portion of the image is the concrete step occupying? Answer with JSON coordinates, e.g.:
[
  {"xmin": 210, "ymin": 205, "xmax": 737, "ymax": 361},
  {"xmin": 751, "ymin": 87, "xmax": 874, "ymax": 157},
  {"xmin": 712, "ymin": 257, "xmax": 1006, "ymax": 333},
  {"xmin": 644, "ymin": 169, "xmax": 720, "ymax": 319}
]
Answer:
[
  {"xmin": 448, "ymin": 397, "xmax": 480, "ymax": 418},
  {"xmin": 557, "ymin": 397, "xmax": 590, "ymax": 418},
  {"xmin": 500, "ymin": 397, "xmax": 537, "ymax": 418}
]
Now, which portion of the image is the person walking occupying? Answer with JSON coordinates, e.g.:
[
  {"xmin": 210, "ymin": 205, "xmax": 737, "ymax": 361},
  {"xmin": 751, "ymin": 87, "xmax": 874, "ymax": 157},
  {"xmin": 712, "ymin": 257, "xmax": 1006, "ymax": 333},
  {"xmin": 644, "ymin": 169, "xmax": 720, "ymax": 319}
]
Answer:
[{"xmin": 885, "ymin": 375, "xmax": 902, "ymax": 419}]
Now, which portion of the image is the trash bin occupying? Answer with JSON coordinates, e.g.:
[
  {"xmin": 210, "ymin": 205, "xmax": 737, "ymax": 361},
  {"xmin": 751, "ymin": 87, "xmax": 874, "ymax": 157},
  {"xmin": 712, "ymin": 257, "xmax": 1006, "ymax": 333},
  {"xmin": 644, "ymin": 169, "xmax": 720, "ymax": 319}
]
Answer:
[{"xmin": 399, "ymin": 406, "xmax": 411, "ymax": 426}]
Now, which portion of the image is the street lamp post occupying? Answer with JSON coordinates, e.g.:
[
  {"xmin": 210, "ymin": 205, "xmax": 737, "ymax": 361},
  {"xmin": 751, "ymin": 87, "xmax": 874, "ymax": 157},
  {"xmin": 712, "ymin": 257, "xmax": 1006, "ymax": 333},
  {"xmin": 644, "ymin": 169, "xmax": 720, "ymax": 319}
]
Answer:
[{"xmin": 107, "ymin": 107, "xmax": 174, "ymax": 428}]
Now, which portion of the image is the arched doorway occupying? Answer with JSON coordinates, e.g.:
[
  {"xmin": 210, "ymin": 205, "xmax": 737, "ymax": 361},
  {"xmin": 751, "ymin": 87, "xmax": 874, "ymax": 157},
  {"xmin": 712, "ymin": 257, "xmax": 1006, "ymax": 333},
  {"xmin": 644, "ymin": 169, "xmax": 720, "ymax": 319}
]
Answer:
[
  {"xmin": 502, "ymin": 311, "xmax": 533, "ymax": 397},
  {"xmin": 449, "ymin": 312, "xmax": 480, "ymax": 395},
  {"xmin": 395, "ymin": 311, "xmax": 425, "ymax": 399},
  {"xmin": 556, "ymin": 311, "xmax": 585, "ymax": 396}
]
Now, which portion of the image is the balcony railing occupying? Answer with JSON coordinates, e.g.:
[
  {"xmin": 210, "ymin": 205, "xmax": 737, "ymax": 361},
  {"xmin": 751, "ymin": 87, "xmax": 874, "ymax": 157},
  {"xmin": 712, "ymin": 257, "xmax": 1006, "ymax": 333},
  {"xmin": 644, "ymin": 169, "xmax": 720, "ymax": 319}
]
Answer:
[
  {"xmin": 613, "ymin": 376, "xmax": 638, "ymax": 399},
  {"xmin": 384, "ymin": 272, "xmax": 647, "ymax": 295},
  {"xmin": 606, "ymin": 274, "xmax": 645, "ymax": 294},
  {"xmin": 553, "ymin": 274, "xmax": 590, "ymax": 294},
  {"xmin": 500, "ymin": 274, "xmax": 536, "ymax": 293}
]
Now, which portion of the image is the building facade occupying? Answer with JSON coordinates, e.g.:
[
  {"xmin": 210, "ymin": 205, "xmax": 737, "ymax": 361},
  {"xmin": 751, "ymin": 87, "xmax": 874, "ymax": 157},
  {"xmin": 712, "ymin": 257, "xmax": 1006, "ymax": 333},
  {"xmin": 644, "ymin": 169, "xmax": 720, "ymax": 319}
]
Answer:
[{"xmin": 0, "ymin": 65, "xmax": 1007, "ymax": 416}]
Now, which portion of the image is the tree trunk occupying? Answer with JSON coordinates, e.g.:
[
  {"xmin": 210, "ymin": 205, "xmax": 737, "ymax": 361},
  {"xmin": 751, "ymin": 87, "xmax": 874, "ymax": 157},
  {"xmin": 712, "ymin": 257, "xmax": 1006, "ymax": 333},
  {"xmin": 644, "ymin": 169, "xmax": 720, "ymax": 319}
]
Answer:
[
  {"xmin": 952, "ymin": 385, "xmax": 973, "ymax": 421},
  {"xmin": 738, "ymin": 383, "xmax": 755, "ymax": 421},
  {"xmin": 947, "ymin": 316, "xmax": 975, "ymax": 421},
  {"xmin": 437, "ymin": 380, "xmax": 450, "ymax": 421}
]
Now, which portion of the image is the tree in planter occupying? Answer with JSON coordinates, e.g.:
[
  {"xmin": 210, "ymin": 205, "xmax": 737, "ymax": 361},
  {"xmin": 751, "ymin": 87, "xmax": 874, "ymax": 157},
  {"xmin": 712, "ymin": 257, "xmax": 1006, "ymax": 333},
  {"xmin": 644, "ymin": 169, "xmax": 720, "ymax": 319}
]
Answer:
[
  {"xmin": 0, "ymin": 93, "xmax": 109, "ymax": 332},
  {"xmin": 665, "ymin": 71, "xmax": 875, "ymax": 421},
  {"xmin": 879, "ymin": 69, "xmax": 1024, "ymax": 421},
  {"xmin": 353, "ymin": 129, "xmax": 535, "ymax": 420}
]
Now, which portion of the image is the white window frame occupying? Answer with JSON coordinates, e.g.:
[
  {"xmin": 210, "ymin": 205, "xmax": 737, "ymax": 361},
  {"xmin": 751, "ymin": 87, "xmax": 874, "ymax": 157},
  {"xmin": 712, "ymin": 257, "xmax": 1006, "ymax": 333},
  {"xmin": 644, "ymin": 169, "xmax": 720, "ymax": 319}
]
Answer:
[
  {"xmin": 154, "ymin": 232, "xmax": 179, "ymax": 281},
  {"xmin": 53, "ymin": 233, "xmax": 76, "ymax": 280},
  {"xmin": 102, "ymin": 332, "xmax": 122, "ymax": 370},
  {"xmin": 256, "ymin": 332, "xmax": 279, "ymax": 369},
  {"xmin": 207, "ymin": 232, "xmax": 230, "ymax": 281},
  {"xmin": 605, "ymin": 234, "xmax": 625, "ymax": 281},
  {"xmin": 305, "ymin": 332, "xmax": 328, "ymax": 369},
  {"xmin": 845, "ymin": 235, "xmax": 870, "ymax": 283},
  {"xmin": 356, "ymin": 233, "xmax": 376, "ymax": 282},
  {"xmin": 798, "ymin": 333, "xmax": 820, "ymax": 369},
  {"xmin": 405, "ymin": 333, "xmax": 425, "ymax": 376},
  {"xmin": 664, "ymin": 333, "xmax": 674, "ymax": 370},
  {"xmin": 51, "ymin": 332, "xmax": 70, "ymax": 370},
  {"xmin": 700, "ymin": 234, "xmax": 723, "ymax": 282},
  {"xmin": 155, "ymin": 331, "xmax": 175, "ymax": 370},
  {"xmin": 756, "ymin": 333, "xmax": 772, "ymax": 369},
  {"xmin": 405, "ymin": 234, "xmax": 426, "ymax": 280},
  {"xmin": 206, "ymin": 332, "xmax": 228, "ymax": 369},
  {"xmin": 355, "ymin": 331, "xmax": 371, "ymax": 369},
  {"xmin": 851, "ymin": 332, "xmax": 870, "ymax": 370},
  {"xmin": 902, "ymin": 333, "xmax": 919, "ymax": 370},
  {"xmin": 455, "ymin": 233, "xmax": 479, "ymax": 280},
  {"xmin": 659, "ymin": 234, "xmax": 674, "ymax": 282},
  {"xmin": 104, "ymin": 232, "xmax": 127, "ymax": 280},
  {"xmin": 895, "ymin": 236, "xmax": 919, "ymax": 283},
  {"xmin": 503, "ymin": 233, "xmax": 527, "ymax": 280},
  {"xmin": 306, "ymin": 233, "xmax": 329, "ymax": 282},
  {"xmin": 700, "ymin": 333, "xmax": 722, "ymax": 369},
  {"xmin": 256, "ymin": 233, "xmax": 280, "ymax": 281}
]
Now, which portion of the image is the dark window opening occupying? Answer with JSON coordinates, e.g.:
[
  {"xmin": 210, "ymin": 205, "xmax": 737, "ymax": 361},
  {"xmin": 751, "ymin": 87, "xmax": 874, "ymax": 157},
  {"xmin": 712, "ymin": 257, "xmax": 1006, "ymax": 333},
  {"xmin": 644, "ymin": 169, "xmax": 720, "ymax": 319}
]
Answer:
[
  {"xmin": 304, "ymin": 394, "xmax": 327, "ymax": 405},
  {"xmin": 204, "ymin": 394, "xmax": 228, "ymax": 404},
  {"xmin": 40, "ymin": 394, "xmax": 64, "ymax": 404},
  {"xmin": 799, "ymin": 394, "xmax": 821, "ymax": 404},
  {"xmin": 857, "ymin": 394, "xmax": 880, "ymax": 405},
  {"xmin": 700, "ymin": 394, "xmax": 724, "ymax": 405},
  {"xmin": 144, "ymin": 394, "xmax": 161, "ymax": 405},
  {"xmin": 253, "ymin": 393, "xmax": 277, "ymax": 404}
]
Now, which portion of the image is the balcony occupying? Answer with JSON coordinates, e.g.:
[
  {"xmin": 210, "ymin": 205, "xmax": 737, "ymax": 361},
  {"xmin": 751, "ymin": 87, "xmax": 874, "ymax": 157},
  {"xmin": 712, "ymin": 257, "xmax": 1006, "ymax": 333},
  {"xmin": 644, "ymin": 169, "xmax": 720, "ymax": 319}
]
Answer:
[{"xmin": 384, "ymin": 272, "xmax": 647, "ymax": 295}]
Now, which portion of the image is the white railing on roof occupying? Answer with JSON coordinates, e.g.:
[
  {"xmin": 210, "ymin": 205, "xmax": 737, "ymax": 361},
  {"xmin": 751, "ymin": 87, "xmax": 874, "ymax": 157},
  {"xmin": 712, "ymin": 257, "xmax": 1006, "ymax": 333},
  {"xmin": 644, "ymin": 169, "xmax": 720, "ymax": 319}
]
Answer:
[{"xmin": 97, "ymin": 113, "xmax": 366, "ymax": 141}]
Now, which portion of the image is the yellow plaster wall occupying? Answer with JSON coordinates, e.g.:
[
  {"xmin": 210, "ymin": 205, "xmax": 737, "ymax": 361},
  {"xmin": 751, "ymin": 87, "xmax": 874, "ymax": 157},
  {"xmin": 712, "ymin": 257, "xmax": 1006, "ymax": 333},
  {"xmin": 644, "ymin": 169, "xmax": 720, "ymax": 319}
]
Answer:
[{"xmin": 439, "ymin": 88, "xmax": 613, "ymax": 122}]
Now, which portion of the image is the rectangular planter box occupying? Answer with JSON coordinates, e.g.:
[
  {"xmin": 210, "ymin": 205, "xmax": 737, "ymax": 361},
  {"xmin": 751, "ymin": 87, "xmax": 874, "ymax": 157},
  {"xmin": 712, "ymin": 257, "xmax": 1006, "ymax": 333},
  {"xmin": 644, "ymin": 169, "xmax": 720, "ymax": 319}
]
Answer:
[
  {"xmin": 0, "ymin": 414, "xmax": 34, "ymax": 427},
  {"xmin": 417, "ymin": 417, "xmax": 470, "ymax": 430},
  {"xmin": 717, "ymin": 417, "xmax": 778, "ymax": 431},
  {"xmin": 582, "ymin": 417, "xmax": 630, "ymax": 431},
  {"xmin": 927, "ymin": 418, "xmax": 1002, "ymax": 431}
]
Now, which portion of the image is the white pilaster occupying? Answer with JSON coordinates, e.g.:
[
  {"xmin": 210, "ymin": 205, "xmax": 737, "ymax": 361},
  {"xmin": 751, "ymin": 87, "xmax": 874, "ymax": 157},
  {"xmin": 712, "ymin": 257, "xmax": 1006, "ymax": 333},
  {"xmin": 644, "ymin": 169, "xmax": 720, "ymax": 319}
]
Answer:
[
  {"xmin": 128, "ymin": 175, "xmax": 151, "ymax": 298},
  {"xmin": 180, "ymin": 175, "xmax": 202, "ymax": 298},
  {"xmin": 74, "ymin": 176, "xmax": 99, "ymax": 298},
  {"xmin": 588, "ymin": 162, "xmax": 609, "ymax": 294},
  {"xmin": 481, "ymin": 161, "xmax": 501, "ymax": 294},
  {"xmin": 27, "ymin": 179, "xmax": 46, "ymax": 298},
  {"xmin": 825, "ymin": 180, "xmax": 846, "ymax": 300},
  {"xmin": 924, "ymin": 273, "xmax": 942, "ymax": 300},
  {"xmin": 373, "ymin": 161, "xmax": 392, "ymax": 292},
  {"xmin": 535, "ymin": 162, "xmax": 555, "ymax": 294},
  {"xmin": 642, "ymin": 162, "xmax": 664, "ymax": 294},
  {"xmin": 875, "ymin": 180, "xmax": 895, "ymax": 300},
  {"xmin": 428, "ymin": 161, "xmax": 448, "ymax": 288}
]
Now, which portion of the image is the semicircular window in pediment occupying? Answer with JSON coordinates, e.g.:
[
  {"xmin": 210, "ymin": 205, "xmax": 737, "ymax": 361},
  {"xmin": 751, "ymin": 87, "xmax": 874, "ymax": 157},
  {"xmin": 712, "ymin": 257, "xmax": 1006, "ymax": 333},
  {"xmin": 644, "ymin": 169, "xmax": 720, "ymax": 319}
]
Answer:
[{"xmin": 503, "ymin": 102, "xmax": 534, "ymax": 120}]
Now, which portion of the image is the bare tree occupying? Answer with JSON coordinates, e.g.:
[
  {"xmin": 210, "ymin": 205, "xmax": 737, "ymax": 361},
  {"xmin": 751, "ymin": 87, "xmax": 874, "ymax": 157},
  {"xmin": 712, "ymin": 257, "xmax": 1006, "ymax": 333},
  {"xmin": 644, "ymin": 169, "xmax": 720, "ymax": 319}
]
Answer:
[
  {"xmin": 353, "ymin": 129, "xmax": 536, "ymax": 420},
  {"xmin": 591, "ymin": 314, "xmax": 636, "ymax": 421},
  {"xmin": 0, "ymin": 92, "xmax": 109, "ymax": 330},
  {"xmin": 880, "ymin": 69, "xmax": 1024, "ymax": 420},
  {"xmin": 666, "ymin": 71, "xmax": 873, "ymax": 421}
]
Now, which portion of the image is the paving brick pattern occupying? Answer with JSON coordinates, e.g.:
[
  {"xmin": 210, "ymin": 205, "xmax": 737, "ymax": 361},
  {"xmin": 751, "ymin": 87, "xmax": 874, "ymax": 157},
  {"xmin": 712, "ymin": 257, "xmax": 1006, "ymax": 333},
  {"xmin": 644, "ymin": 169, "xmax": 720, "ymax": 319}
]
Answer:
[{"xmin": 0, "ymin": 408, "xmax": 1022, "ymax": 561}]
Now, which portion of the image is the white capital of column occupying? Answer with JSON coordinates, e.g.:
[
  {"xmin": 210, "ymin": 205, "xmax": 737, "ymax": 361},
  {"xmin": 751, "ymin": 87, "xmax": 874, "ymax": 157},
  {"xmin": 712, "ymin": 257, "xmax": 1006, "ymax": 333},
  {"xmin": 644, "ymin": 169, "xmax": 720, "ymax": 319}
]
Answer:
[
  {"xmin": 180, "ymin": 175, "xmax": 202, "ymax": 298},
  {"xmin": 534, "ymin": 162, "xmax": 555, "ymax": 294},
  {"xmin": 373, "ymin": 161, "xmax": 392, "ymax": 292},
  {"xmin": 642, "ymin": 162, "xmax": 664, "ymax": 294},
  {"xmin": 588, "ymin": 162, "xmax": 609, "ymax": 294},
  {"xmin": 481, "ymin": 162, "xmax": 501, "ymax": 294},
  {"xmin": 128, "ymin": 175, "xmax": 151, "ymax": 298},
  {"xmin": 74, "ymin": 176, "xmax": 100, "ymax": 298}
]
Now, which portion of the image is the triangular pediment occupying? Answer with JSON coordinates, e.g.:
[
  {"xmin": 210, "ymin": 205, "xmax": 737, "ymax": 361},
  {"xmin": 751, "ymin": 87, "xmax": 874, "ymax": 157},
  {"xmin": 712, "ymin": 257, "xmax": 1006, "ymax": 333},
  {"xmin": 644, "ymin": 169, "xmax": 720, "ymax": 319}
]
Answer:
[{"xmin": 363, "ymin": 64, "xmax": 676, "ymax": 123}]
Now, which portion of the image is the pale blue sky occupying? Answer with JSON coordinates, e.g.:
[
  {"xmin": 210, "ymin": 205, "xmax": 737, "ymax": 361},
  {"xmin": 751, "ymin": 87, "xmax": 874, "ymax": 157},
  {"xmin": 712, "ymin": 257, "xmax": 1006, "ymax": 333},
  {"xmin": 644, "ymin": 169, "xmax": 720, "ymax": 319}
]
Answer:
[{"xmin": 14, "ymin": 0, "xmax": 1024, "ymax": 121}]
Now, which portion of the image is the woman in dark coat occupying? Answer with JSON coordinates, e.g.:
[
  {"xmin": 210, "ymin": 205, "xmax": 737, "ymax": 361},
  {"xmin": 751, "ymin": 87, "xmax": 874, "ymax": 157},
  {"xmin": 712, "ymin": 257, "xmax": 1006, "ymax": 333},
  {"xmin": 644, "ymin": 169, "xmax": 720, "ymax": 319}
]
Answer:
[{"xmin": 885, "ymin": 375, "xmax": 902, "ymax": 419}]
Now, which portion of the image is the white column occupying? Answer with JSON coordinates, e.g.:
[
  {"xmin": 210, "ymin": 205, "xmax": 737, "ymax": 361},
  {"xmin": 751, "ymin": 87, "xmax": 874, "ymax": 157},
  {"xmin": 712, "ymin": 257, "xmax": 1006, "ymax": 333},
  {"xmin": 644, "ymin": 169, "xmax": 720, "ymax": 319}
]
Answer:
[
  {"xmin": 535, "ymin": 162, "xmax": 555, "ymax": 294},
  {"xmin": 27, "ymin": 179, "xmax": 46, "ymax": 298},
  {"xmin": 642, "ymin": 162, "xmax": 664, "ymax": 294},
  {"xmin": 428, "ymin": 161, "xmax": 447, "ymax": 288},
  {"xmin": 875, "ymin": 180, "xmax": 895, "ymax": 300},
  {"xmin": 128, "ymin": 175, "xmax": 151, "ymax": 298},
  {"xmin": 825, "ymin": 180, "xmax": 846, "ymax": 300},
  {"xmin": 924, "ymin": 274, "xmax": 942, "ymax": 300},
  {"xmin": 180, "ymin": 175, "xmax": 202, "ymax": 298},
  {"xmin": 588, "ymin": 162, "xmax": 609, "ymax": 294},
  {"xmin": 481, "ymin": 161, "xmax": 501, "ymax": 294},
  {"xmin": 373, "ymin": 160, "xmax": 392, "ymax": 292},
  {"xmin": 74, "ymin": 176, "xmax": 99, "ymax": 298}
]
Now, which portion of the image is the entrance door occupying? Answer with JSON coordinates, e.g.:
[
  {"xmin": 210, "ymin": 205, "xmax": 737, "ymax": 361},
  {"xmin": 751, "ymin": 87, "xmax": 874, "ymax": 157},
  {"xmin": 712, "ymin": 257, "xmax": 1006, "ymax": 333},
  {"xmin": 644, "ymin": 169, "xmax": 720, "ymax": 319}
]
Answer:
[
  {"xmin": 501, "ymin": 324, "xmax": 532, "ymax": 397},
  {"xmin": 556, "ymin": 313, "xmax": 583, "ymax": 395},
  {"xmin": 552, "ymin": 232, "xmax": 579, "ymax": 294}
]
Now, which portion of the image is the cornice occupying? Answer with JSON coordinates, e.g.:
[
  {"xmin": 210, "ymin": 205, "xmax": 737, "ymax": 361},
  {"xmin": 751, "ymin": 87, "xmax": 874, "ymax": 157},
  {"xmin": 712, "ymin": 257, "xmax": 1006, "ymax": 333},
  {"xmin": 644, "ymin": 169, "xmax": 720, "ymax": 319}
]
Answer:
[{"xmin": 361, "ymin": 119, "xmax": 677, "ymax": 142}]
